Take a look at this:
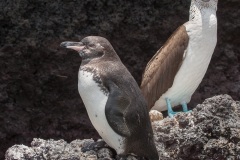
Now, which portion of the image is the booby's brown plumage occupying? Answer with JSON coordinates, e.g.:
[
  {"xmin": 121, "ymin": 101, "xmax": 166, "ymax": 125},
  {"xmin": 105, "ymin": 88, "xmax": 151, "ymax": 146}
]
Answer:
[
  {"xmin": 141, "ymin": 0, "xmax": 218, "ymax": 114},
  {"xmin": 141, "ymin": 25, "xmax": 189, "ymax": 109}
]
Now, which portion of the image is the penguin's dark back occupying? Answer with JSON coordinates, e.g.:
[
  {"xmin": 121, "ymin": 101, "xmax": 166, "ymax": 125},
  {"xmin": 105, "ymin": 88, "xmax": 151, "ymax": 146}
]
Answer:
[
  {"xmin": 107, "ymin": 61, "xmax": 158, "ymax": 159},
  {"xmin": 80, "ymin": 39, "xmax": 158, "ymax": 160},
  {"xmin": 84, "ymin": 56, "xmax": 158, "ymax": 159}
]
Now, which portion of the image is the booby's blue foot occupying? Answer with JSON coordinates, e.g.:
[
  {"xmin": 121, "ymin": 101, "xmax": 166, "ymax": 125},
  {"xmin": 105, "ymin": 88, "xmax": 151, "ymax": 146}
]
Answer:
[
  {"xmin": 165, "ymin": 98, "xmax": 177, "ymax": 118},
  {"xmin": 181, "ymin": 102, "xmax": 192, "ymax": 113}
]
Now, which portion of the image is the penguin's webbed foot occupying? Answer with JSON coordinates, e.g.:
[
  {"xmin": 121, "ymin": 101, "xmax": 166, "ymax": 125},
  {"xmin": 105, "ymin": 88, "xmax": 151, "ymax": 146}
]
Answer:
[
  {"xmin": 81, "ymin": 140, "xmax": 107, "ymax": 152},
  {"xmin": 116, "ymin": 155, "xmax": 147, "ymax": 160},
  {"xmin": 116, "ymin": 155, "xmax": 128, "ymax": 160}
]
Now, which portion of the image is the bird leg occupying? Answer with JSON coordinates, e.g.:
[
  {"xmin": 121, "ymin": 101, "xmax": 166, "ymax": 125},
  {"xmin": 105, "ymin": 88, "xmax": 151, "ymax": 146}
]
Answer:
[
  {"xmin": 165, "ymin": 98, "xmax": 177, "ymax": 118},
  {"xmin": 181, "ymin": 102, "xmax": 191, "ymax": 112}
]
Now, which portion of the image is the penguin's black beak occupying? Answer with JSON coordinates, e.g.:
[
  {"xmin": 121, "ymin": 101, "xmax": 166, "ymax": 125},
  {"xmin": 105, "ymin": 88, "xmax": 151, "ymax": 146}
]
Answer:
[{"xmin": 60, "ymin": 41, "xmax": 85, "ymax": 52}]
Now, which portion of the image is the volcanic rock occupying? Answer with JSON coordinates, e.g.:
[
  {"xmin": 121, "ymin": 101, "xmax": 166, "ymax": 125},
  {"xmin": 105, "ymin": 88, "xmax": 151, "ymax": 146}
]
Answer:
[{"xmin": 5, "ymin": 95, "xmax": 240, "ymax": 160}]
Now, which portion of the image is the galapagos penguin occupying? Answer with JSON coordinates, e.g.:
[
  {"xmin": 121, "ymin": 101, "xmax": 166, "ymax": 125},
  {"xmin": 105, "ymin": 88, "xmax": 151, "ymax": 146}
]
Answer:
[{"xmin": 61, "ymin": 36, "xmax": 159, "ymax": 159}]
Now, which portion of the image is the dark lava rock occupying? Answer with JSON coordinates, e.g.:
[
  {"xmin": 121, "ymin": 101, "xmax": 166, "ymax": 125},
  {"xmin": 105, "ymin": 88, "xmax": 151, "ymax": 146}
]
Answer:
[
  {"xmin": 153, "ymin": 94, "xmax": 240, "ymax": 160},
  {"xmin": 0, "ymin": 0, "xmax": 239, "ymax": 159},
  {"xmin": 5, "ymin": 95, "xmax": 240, "ymax": 160}
]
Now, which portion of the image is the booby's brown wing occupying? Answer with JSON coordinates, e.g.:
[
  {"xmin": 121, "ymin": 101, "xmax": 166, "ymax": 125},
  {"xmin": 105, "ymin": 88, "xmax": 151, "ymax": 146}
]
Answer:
[{"xmin": 141, "ymin": 25, "xmax": 189, "ymax": 109}]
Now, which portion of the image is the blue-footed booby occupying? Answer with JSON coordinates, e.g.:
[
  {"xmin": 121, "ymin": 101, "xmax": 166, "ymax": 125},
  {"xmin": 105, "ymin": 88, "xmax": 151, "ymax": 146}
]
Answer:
[{"xmin": 141, "ymin": 0, "xmax": 218, "ymax": 117}]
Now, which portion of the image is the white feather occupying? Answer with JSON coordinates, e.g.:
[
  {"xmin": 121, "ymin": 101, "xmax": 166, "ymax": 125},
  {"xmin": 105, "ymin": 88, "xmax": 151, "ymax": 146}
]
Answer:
[
  {"xmin": 78, "ymin": 70, "xmax": 125, "ymax": 154},
  {"xmin": 152, "ymin": 4, "xmax": 217, "ymax": 111}
]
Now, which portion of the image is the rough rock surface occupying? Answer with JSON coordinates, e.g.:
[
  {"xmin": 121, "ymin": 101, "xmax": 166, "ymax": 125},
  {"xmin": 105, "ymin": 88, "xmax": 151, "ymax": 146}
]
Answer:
[
  {"xmin": 0, "ymin": 0, "xmax": 239, "ymax": 159},
  {"xmin": 153, "ymin": 94, "xmax": 240, "ymax": 160},
  {"xmin": 5, "ymin": 95, "xmax": 240, "ymax": 160},
  {"xmin": 5, "ymin": 138, "xmax": 135, "ymax": 160}
]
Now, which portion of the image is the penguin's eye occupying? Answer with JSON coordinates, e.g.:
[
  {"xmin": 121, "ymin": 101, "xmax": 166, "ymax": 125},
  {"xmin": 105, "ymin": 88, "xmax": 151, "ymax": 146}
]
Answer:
[{"xmin": 88, "ymin": 44, "xmax": 95, "ymax": 48}]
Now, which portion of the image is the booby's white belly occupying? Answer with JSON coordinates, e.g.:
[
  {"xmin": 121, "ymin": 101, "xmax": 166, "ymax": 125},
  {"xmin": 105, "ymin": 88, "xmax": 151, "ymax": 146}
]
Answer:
[
  {"xmin": 78, "ymin": 70, "xmax": 125, "ymax": 154},
  {"xmin": 153, "ymin": 31, "xmax": 216, "ymax": 111},
  {"xmin": 153, "ymin": 50, "xmax": 212, "ymax": 111}
]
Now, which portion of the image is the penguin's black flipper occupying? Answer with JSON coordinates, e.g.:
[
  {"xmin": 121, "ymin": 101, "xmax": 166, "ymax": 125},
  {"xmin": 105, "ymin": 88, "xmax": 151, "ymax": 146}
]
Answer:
[{"xmin": 105, "ymin": 81, "xmax": 131, "ymax": 137}]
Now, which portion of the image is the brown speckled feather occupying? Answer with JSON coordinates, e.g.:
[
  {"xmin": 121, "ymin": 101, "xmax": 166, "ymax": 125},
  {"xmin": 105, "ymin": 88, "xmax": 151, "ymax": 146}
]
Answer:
[{"xmin": 141, "ymin": 25, "xmax": 189, "ymax": 109}]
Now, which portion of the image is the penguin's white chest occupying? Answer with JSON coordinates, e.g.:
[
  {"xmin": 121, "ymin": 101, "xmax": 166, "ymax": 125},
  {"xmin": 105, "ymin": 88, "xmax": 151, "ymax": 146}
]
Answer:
[{"xmin": 78, "ymin": 70, "xmax": 125, "ymax": 154}]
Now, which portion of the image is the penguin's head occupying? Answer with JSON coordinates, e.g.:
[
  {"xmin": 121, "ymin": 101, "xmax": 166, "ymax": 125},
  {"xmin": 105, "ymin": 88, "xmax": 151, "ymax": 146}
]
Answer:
[
  {"xmin": 193, "ymin": 0, "xmax": 218, "ymax": 11},
  {"xmin": 60, "ymin": 36, "xmax": 117, "ymax": 61}
]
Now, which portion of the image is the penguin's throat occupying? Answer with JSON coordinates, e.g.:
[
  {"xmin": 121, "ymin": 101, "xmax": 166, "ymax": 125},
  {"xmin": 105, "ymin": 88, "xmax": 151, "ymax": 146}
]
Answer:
[{"xmin": 80, "ymin": 67, "xmax": 109, "ymax": 95}]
